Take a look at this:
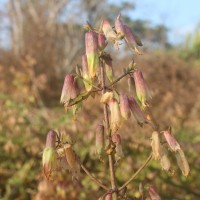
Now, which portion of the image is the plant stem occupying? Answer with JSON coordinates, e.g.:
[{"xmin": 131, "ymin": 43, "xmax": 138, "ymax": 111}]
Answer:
[
  {"xmin": 81, "ymin": 164, "xmax": 109, "ymax": 191},
  {"xmin": 118, "ymin": 152, "xmax": 153, "ymax": 191},
  {"xmin": 100, "ymin": 59, "xmax": 118, "ymax": 200}
]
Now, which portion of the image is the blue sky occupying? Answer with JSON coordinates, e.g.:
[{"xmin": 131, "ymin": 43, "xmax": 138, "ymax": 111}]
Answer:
[{"xmin": 110, "ymin": 0, "xmax": 200, "ymax": 44}]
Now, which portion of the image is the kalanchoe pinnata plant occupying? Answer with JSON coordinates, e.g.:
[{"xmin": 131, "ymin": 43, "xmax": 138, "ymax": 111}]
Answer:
[{"xmin": 42, "ymin": 15, "xmax": 190, "ymax": 200}]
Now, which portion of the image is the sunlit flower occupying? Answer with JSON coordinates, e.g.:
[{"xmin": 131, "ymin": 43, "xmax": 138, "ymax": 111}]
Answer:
[
  {"xmin": 124, "ymin": 24, "xmax": 143, "ymax": 54},
  {"xmin": 120, "ymin": 94, "xmax": 131, "ymax": 120},
  {"xmin": 100, "ymin": 92, "xmax": 114, "ymax": 104},
  {"xmin": 60, "ymin": 74, "xmax": 80, "ymax": 106},
  {"xmin": 42, "ymin": 130, "xmax": 57, "ymax": 179},
  {"xmin": 98, "ymin": 33, "xmax": 108, "ymax": 50},
  {"xmin": 163, "ymin": 131, "xmax": 180, "ymax": 152},
  {"xmin": 133, "ymin": 70, "xmax": 152, "ymax": 108},
  {"xmin": 102, "ymin": 19, "xmax": 117, "ymax": 42},
  {"xmin": 115, "ymin": 14, "xmax": 125, "ymax": 39},
  {"xmin": 151, "ymin": 131, "xmax": 162, "ymax": 160}
]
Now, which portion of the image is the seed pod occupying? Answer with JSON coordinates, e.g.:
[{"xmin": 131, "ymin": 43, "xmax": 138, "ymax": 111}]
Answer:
[
  {"xmin": 151, "ymin": 131, "xmax": 162, "ymax": 160},
  {"xmin": 98, "ymin": 33, "xmax": 108, "ymax": 50},
  {"xmin": 64, "ymin": 144, "xmax": 80, "ymax": 179},
  {"xmin": 160, "ymin": 145, "xmax": 171, "ymax": 171},
  {"xmin": 82, "ymin": 54, "xmax": 93, "ymax": 91},
  {"xmin": 123, "ymin": 24, "xmax": 143, "ymax": 54},
  {"xmin": 175, "ymin": 149, "xmax": 190, "ymax": 176},
  {"xmin": 109, "ymin": 98, "xmax": 122, "ymax": 133},
  {"xmin": 42, "ymin": 130, "xmax": 57, "ymax": 179},
  {"xmin": 95, "ymin": 124, "xmax": 105, "ymax": 156},
  {"xmin": 100, "ymin": 92, "xmax": 114, "ymax": 104},
  {"xmin": 148, "ymin": 185, "xmax": 161, "ymax": 200},
  {"xmin": 112, "ymin": 133, "xmax": 124, "ymax": 160},
  {"xmin": 128, "ymin": 96, "xmax": 146, "ymax": 125},
  {"xmin": 60, "ymin": 74, "xmax": 80, "ymax": 106},
  {"xmin": 102, "ymin": 19, "xmax": 117, "ymax": 42},
  {"xmin": 85, "ymin": 31, "xmax": 99, "ymax": 78},
  {"xmin": 120, "ymin": 94, "xmax": 131, "ymax": 120},
  {"xmin": 163, "ymin": 131, "xmax": 181, "ymax": 152},
  {"xmin": 115, "ymin": 14, "xmax": 125, "ymax": 39},
  {"xmin": 133, "ymin": 70, "xmax": 152, "ymax": 108}
]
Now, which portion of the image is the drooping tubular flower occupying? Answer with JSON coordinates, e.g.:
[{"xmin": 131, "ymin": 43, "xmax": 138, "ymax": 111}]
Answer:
[
  {"xmin": 85, "ymin": 31, "xmax": 99, "ymax": 78},
  {"xmin": 162, "ymin": 130, "xmax": 181, "ymax": 152},
  {"xmin": 128, "ymin": 96, "xmax": 146, "ymax": 125},
  {"xmin": 112, "ymin": 133, "xmax": 124, "ymax": 161},
  {"xmin": 148, "ymin": 185, "xmax": 161, "ymax": 200},
  {"xmin": 133, "ymin": 70, "xmax": 152, "ymax": 108},
  {"xmin": 151, "ymin": 131, "xmax": 162, "ymax": 160},
  {"xmin": 120, "ymin": 94, "xmax": 131, "ymax": 120},
  {"xmin": 100, "ymin": 91, "xmax": 114, "ymax": 104},
  {"xmin": 42, "ymin": 130, "xmax": 57, "ymax": 179},
  {"xmin": 98, "ymin": 33, "xmax": 108, "ymax": 51},
  {"xmin": 102, "ymin": 19, "xmax": 117, "ymax": 42},
  {"xmin": 104, "ymin": 55, "xmax": 114, "ymax": 82},
  {"xmin": 123, "ymin": 24, "xmax": 143, "ymax": 54},
  {"xmin": 175, "ymin": 149, "xmax": 190, "ymax": 176},
  {"xmin": 109, "ymin": 98, "xmax": 122, "ymax": 133},
  {"xmin": 115, "ymin": 14, "xmax": 126, "ymax": 39},
  {"xmin": 64, "ymin": 144, "xmax": 80, "ymax": 180},
  {"xmin": 82, "ymin": 54, "xmax": 93, "ymax": 91},
  {"xmin": 95, "ymin": 124, "xmax": 105, "ymax": 157},
  {"xmin": 160, "ymin": 144, "xmax": 171, "ymax": 172},
  {"xmin": 60, "ymin": 74, "xmax": 80, "ymax": 106}
]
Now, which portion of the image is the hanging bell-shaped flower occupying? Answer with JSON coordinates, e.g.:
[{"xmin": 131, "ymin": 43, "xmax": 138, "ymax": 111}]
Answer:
[
  {"xmin": 120, "ymin": 94, "xmax": 131, "ymax": 120},
  {"xmin": 175, "ymin": 149, "xmax": 190, "ymax": 176},
  {"xmin": 104, "ymin": 55, "xmax": 114, "ymax": 82},
  {"xmin": 123, "ymin": 24, "xmax": 143, "ymax": 54},
  {"xmin": 151, "ymin": 131, "xmax": 162, "ymax": 160},
  {"xmin": 42, "ymin": 130, "xmax": 57, "ymax": 179},
  {"xmin": 102, "ymin": 19, "xmax": 117, "ymax": 42},
  {"xmin": 133, "ymin": 70, "xmax": 152, "ymax": 108},
  {"xmin": 160, "ymin": 144, "xmax": 171, "ymax": 172},
  {"xmin": 64, "ymin": 144, "xmax": 80, "ymax": 180},
  {"xmin": 128, "ymin": 96, "xmax": 146, "ymax": 125},
  {"xmin": 100, "ymin": 92, "xmax": 114, "ymax": 104},
  {"xmin": 60, "ymin": 74, "xmax": 80, "ymax": 106},
  {"xmin": 115, "ymin": 14, "xmax": 125, "ymax": 39},
  {"xmin": 162, "ymin": 130, "xmax": 181, "ymax": 152},
  {"xmin": 98, "ymin": 33, "xmax": 108, "ymax": 51},
  {"xmin": 109, "ymin": 98, "xmax": 122, "ymax": 133},
  {"xmin": 85, "ymin": 31, "xmax": 99, "ymax": 78},
  {"xmin": 112, "ymin": 133, "xmax": 124, "ymax": 161}
]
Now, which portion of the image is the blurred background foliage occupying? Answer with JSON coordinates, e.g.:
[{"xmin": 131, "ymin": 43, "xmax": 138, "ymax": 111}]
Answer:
[{"xmin": 0, "ymin": 0, "xmax": 200, "ymax": 199}]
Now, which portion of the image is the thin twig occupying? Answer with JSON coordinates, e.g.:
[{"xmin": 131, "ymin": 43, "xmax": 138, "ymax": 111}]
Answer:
[
  {"xmin": 119, "ymin": 152, "xmax": 153, "ymax": 191},
  {"xmin": 100, "ymin": 59, "xmax": 118, "ymax": 200},
  {"xmin": 81, "ymin": 164, "xmax": 109, "ymax": 191}
]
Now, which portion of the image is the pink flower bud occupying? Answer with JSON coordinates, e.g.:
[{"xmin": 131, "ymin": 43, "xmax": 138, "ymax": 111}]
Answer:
[
  {"xmin": 151, "ymin": 131, "xmax": 161, "ymax": 160},
  {"xmin": 148, "ymin": 185, "xmax": 161, "ymax": 200},
  {"xmin": 95, "ymin": 124, "xmax": 105, "ymax": 156},
  {"xmin": 112, "ymin": 133, "xmax": 124, "ymax": 160},
  {"xmin": 85, "ymin": 31, "xmax": 99, "ymax": 78},
  {"xmin": 109, "ymin": 98, "xmax": 122, "ymax": 133},
  {"xmin": 120, "ymin": 94, "xmax": 131, "ymax": 120},
  {"xmin": 60, "ymin": 74, "xmax": 80, "ymax": 105},
  {"xmin": 102, "ymin": 19, "xmax": 117, "ymax": 42},
  {"xmin": 128, "ymin": 97, "xmax": 146, "ymax": 124},
  {"xmin": 115, "ymin": 15, "xmax": 125, "ymax": 39},
  {"xmin": 43, "ymin": 131, "xmax": 57, "ymax": 179},
  {"xmin": 163, "ymin": 131, "xmax": 180, "ymax": 152},
  {"xmin": 98, "ymin": 33, "xmax": 108, "ymax": 50},
  {"xmin": 104, "ymin": 193, "xmax": 112, "ymax": 200},
  {"xmin": 133, "ymin": 70, "xmax": 152, "ymax": 108},
  {"xmin": 82, "ymin": 54, "xmax": 93, "ymax": 91},
  {"xmin": 124, "ymin": 24, "xmax": 143, "ymax": 54},
  {"xmin": 64, "ymin": 144, "xmax": 80, "ymax": 179},
  {"xmin": 175, "ymin": 149, "xmax": 190, "ymax": 176}
]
